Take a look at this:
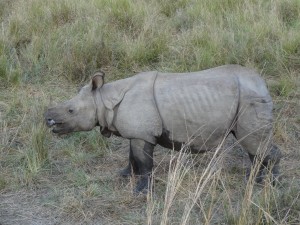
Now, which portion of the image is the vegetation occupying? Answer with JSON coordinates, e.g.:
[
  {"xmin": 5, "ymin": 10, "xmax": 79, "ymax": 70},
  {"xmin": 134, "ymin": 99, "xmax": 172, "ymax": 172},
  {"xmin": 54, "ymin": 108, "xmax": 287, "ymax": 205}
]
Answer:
[{"xmin": 0, "ymin": 0, "xmax": 299, "ymax": 224}]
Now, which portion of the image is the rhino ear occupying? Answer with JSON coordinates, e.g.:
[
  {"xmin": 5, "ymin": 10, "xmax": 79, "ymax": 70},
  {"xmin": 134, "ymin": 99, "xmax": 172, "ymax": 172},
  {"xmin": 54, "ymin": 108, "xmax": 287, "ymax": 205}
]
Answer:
[{"xmin": 92, "ymin": 71, "xmax": 105, "ymax": 90}]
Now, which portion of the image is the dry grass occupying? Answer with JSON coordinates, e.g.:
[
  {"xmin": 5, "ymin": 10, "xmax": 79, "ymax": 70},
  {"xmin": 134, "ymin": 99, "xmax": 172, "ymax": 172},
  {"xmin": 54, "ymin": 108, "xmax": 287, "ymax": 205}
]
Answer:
[{"xmin": 0, "ymin": 0, "xmax": 300, "ymax": 224}]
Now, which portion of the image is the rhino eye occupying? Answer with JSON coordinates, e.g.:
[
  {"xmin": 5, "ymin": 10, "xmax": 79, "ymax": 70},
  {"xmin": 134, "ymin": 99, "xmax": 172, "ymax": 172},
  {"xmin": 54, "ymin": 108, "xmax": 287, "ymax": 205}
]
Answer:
[{"xmin": 68, "ymin": 109, "xmax": 74, "ymax": 114}]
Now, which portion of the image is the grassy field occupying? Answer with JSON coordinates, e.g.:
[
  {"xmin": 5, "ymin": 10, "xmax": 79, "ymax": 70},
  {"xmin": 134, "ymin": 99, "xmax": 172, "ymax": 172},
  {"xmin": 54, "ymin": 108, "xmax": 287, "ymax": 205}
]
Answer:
[{"xmin": 0, "ymin": 0, "xmax": 299, "ymax": 224}]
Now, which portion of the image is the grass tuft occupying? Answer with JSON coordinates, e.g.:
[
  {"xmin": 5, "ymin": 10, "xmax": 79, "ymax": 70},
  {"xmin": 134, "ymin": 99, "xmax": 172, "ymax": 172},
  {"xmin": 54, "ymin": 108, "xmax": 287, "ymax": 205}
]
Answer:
[
  {"xmin": 21, "ymin": 123, "xmax": 49, "ymax": 184},
  {"xmin": 158, "ymin": 0, "xmax": 189, "ymax": 17},
  {"xmin": 270, "ymin": 75, "xmax": 297, "ymax": 97},
  {"xmin": 278, "ymin": 0, "xmax": 300, "ymax": 27}
]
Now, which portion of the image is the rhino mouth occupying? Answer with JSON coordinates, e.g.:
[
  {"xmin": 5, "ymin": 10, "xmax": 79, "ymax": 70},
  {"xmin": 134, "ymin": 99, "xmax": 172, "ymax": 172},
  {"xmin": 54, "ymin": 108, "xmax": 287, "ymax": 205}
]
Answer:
[
  {"xmin": 51, "ymin": 123, "xmax": 65, "ymax": 133},
  {"xmin": 46, "ymin": 120, "xmax": 66, "ymax": 134},
  {"xmin": 45, "ymin": 116, "xmax": 73, "ymax": 134}
]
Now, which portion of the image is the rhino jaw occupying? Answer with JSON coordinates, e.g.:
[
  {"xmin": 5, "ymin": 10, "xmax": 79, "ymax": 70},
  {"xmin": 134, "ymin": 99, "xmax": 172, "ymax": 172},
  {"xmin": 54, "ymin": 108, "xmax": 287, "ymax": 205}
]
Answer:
[
  {"xmin": 52, "ymin": 125, "xmax": 64, "ymax": 134},
  {"xmin": 51, "ymin": 123, "xmax": 70, "ymax": 134}
]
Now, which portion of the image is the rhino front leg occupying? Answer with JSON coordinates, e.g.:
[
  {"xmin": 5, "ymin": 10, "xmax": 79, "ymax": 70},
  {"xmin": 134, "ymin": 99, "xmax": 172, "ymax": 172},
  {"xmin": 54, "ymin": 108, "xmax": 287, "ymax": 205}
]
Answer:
[
  {"xmin": 119, "ymin": 147, "xmax": 136, "ymax": 177},
  {"xmin": 129, "ymin": 139, "xmax": 154, "ymax": 194}
]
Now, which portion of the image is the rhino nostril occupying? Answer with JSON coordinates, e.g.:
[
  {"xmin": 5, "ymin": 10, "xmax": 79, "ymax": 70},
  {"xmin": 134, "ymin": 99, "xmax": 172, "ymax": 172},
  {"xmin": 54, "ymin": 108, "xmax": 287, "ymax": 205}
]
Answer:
[{"xmin": 47, "ymin": 118, "xmax": 56, "ymax": 126}]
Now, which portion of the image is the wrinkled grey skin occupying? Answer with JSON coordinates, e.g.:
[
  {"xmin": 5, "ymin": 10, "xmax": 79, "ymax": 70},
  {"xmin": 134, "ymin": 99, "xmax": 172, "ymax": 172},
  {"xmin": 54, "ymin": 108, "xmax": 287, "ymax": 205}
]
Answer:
[{"xmin": 45, "ymin": 65, "xmax": 282, "ymax": 193}]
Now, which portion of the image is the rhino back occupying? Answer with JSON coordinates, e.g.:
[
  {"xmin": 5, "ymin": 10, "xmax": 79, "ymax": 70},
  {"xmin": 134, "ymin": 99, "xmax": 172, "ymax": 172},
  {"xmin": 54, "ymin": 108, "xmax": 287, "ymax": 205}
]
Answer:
[{"xmin": 154, "ymin": 66, "xmax": 240, "ymax": 150}]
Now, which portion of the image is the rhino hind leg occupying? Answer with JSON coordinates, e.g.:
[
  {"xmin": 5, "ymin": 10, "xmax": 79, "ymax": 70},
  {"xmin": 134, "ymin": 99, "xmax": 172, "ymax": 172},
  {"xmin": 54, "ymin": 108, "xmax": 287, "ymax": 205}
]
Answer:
[
  {"xmin": 239, "ymin": 136, "xmax": 282, "ymax": 186},
  {"xmin": 128, "ymin": 139, "xmax": 154, "ymax": 193},
  {"xmin": 247, "ymin": 145, "xmax": 282, "ymax": 185},
  {"xmin": 235, "ymin": 98, "xmax": 282, "ymax": 185}
]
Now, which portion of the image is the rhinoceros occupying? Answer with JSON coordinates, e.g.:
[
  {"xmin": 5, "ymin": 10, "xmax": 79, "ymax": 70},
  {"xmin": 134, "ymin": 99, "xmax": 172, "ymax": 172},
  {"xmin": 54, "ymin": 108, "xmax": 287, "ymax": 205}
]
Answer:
[{"xmin": 45, "ymin": 65, "xmax": 282, "ymax": 193}]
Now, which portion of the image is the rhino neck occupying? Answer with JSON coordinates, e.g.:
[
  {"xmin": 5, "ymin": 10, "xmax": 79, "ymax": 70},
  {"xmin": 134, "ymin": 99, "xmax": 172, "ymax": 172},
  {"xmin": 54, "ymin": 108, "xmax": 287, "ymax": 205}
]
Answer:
[{"xmin": 93, "ymin": 89, "xmax": 108, "ymax": 130}]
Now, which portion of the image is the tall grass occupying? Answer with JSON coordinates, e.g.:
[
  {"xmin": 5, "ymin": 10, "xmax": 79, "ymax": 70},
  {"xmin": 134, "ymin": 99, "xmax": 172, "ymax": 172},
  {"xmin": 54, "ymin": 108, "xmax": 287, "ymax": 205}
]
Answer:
[
  {"xmin": 1, "ymin": 0, "xmax": 299, "ymax": 82},
  {"xmin": 22, "ymin": 124, "xmax": 48, "ymax": 180},
  {"xmin": 146, "ymin": 142, "xmax": 299, "ymax": 225}
]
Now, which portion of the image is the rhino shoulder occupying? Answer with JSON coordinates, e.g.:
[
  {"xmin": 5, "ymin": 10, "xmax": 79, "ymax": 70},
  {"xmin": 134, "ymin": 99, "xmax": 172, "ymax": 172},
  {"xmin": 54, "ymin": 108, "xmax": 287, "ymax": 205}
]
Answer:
[{"xmin": 101, "ymin": 71, "xmax": 163, "ymax": 144}]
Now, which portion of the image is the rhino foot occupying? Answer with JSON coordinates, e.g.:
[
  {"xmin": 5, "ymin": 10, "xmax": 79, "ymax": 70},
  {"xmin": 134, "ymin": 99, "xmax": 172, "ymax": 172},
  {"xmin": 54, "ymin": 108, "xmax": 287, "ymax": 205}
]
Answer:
[
  {"xmin": 246, "ymin": 164, "xmax": 281, "ymax": 186},
  {"xmin": 270, "ymin": 164, "xmax": 281, "ymax": 186},
  {"xmin": 245, "ymin": 168, "xmax": 265, "ymax": 184},
  {"xmin": 133, "ymin": 175, "xmax": 151, "ymax": 195},
  {"xmin": 246, "ymin": 145, "xmax": 282, "ymax": 186},
  {"xmin": 119, "ymin": 165, "xmax": 132, "ymax": 177}
]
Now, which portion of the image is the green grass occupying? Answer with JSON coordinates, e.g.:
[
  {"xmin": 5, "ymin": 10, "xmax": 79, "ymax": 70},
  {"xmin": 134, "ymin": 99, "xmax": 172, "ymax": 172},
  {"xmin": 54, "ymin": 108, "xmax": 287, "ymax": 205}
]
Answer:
[
  {"xmin": 270, "ymin": 75, "xmax": 297, "ymax": 97},
  {"xmin": 0, "ymin": 0, "xmax": 299, "ymax": 224},
  {"xmin": 2, "ymin": 0, "xmax": 300, "ymax": 82}
]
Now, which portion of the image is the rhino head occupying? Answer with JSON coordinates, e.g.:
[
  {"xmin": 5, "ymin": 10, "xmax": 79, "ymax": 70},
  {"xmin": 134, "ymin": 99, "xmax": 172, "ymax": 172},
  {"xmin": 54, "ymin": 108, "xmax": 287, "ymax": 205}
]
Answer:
[{"xmin": 44, "ymin": 72, "xmax": 105, "ymax": 135}]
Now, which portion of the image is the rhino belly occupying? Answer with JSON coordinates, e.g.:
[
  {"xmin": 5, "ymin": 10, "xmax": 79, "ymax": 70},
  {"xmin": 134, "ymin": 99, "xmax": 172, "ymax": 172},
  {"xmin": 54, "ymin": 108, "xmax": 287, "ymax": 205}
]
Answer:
[
  {"xmin": 155, "ymin": 73, "xmax": 239, "ymax": 151},
  {"xmin": 157, "ymin": 128, "xmax": 208, "ymax": 153}
]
